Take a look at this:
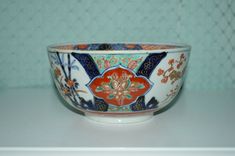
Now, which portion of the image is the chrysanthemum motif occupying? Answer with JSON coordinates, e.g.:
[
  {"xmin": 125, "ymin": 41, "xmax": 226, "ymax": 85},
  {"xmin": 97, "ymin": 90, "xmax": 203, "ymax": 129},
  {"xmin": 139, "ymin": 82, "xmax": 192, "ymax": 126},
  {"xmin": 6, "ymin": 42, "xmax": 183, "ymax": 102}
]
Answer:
[{"xmin": 88, "ymin": 66, "xmax": 152, "ymax": 106}]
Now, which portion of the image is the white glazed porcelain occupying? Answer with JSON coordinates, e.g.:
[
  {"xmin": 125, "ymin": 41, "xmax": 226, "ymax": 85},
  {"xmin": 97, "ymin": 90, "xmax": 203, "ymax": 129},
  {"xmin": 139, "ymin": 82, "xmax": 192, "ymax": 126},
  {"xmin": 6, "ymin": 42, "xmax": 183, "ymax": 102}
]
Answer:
[{"xmin": 48, "ymin": 43, "xmax": 191, "ymax": 124}]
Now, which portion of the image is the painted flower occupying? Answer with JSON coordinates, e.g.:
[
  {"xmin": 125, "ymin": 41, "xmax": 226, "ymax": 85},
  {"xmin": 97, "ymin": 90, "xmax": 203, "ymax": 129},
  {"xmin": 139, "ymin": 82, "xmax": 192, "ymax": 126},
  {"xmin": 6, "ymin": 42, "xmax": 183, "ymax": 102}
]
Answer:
[
  {"xmin": 157, "ymin": 68, "xmax": 164, "ymax": 76},
  {"xmin": 168, "ymin": 59, "xmax": 175, "ymax": 65},
  {"xmin": 127, "ymin": 57, "xmax": 142, "ymax": 70},
  {"xmin": 158, "ymin": 53, "xmax": 186, "ymax": 84},
  {"xmin": 77, "ymin": 44, "xmax": 88, "ymax": 50},
  {"xmin": 128, "ymin": 60, "xmax": 138, "ymax": 69},
  {"xmin": 65, "ymin": 78, "xmax": 79, "ymax": 88},
  {"xmin": 62, "ymin": 88, "xmax": 70, "ymax": 96},
  {"xmin": 161, "ymin": 76, "xmax": 168, "ymax": 83},
  {"xmin": 177, "ymin": 62, "xmax": 182, "ymax": 69},
  {"xmin": 104, "ymin": 60, "xmax": 111, "ymax": 69},
  {"xmin": 88, "ymin": 66, "xmax": 152, "ymax": 106},
  {"xmin": 54, "ymin": 67, "xmax": 61, "ymax": 78},
  {"xmin": 141, "ymin": 44, "xmax": 159, "ymax": 50}
]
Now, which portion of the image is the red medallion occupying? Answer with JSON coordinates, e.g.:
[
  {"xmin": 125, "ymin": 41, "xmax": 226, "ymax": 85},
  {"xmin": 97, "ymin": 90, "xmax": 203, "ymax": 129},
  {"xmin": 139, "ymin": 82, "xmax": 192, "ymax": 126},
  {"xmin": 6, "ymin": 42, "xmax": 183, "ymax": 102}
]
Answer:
[{"xmin": 88, "ymin": 67, "xmax": 152, "ymax": 106}]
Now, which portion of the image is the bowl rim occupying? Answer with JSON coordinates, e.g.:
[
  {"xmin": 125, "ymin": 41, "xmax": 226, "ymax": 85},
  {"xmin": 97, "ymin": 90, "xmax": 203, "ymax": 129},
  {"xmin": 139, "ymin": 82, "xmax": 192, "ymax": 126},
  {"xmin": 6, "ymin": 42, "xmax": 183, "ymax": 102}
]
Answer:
[{"xmin": 47, "ymin": 42, "xmax": 191, "ymax": 54}]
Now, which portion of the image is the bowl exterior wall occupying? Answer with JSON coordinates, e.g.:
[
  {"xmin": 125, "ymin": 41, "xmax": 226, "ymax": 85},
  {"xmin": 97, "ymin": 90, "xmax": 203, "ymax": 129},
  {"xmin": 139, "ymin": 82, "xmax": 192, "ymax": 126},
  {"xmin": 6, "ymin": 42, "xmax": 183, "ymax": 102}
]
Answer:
[{"xmin": 48, "ymin": 50, "xmax": 189, "ymax": 114}]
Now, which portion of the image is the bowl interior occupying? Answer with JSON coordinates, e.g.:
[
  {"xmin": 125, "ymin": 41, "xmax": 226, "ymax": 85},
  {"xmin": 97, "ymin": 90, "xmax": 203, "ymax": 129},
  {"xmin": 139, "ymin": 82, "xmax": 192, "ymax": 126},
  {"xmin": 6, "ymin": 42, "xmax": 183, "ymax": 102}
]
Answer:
[{"xmin": 48, "ymin": 43, "xmax": 190, "ymax": 52}]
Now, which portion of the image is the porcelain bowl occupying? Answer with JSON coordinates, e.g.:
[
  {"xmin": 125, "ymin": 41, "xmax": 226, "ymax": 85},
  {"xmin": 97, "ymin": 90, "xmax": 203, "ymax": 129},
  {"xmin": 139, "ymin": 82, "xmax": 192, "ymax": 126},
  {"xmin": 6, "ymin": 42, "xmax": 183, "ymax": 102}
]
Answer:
[{"xmin": 47, "ymin": 43, "xmax": 191, "ymax": 123}]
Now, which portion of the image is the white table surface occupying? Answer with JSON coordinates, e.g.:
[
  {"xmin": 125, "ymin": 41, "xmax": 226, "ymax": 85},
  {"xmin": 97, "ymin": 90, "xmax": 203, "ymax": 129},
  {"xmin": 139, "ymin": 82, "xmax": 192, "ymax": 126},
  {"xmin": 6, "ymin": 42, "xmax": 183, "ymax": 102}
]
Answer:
[{"xmin": 0, "ymin": 87, "xmax": 235, "ymax": 155}]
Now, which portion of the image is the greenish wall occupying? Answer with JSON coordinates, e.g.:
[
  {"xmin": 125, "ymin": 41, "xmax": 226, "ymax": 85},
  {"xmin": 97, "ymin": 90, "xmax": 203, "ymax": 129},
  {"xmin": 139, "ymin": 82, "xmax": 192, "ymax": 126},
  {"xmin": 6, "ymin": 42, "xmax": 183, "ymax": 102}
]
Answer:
[{"xmin": 0, "ymin": 0, "xmax": 234, "ymax": 90}]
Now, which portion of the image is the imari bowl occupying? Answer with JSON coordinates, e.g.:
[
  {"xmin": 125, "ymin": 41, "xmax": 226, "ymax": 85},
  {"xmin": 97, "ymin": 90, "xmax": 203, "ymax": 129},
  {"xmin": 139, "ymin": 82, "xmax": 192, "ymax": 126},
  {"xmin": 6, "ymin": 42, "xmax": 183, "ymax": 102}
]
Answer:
[{"xmin": 47, "ymin": 43, "xmax": 191, "ymax": 123}]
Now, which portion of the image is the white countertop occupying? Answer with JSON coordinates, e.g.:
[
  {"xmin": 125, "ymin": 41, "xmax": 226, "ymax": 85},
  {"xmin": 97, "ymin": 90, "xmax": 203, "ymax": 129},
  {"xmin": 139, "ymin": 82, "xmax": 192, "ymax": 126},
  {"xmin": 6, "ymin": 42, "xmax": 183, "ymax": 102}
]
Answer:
[{"xmin": 0, "ymin": 87, "xmax": 235, "ymax": 155}]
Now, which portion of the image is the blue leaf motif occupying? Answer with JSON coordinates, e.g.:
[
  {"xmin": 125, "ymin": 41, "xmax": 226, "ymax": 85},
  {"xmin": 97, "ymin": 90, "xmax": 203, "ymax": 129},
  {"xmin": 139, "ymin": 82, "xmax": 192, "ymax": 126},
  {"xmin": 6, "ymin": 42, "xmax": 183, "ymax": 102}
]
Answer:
[
  {"xmin": 51, "ymin": 53, "xmax": 79, "ymax": 71},
  {"xmin": 71, "ymin": 66, "xmax": 79, "ymax": 71},
  {"xmin": 50, "ymin": 54, "xmax": 60, "ymax": 65}
]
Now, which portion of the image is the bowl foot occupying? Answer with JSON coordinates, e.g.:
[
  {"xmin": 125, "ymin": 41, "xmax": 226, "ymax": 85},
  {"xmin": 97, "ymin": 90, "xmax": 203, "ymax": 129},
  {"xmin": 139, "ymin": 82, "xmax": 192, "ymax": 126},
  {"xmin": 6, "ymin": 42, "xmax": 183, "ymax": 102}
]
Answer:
[{"xmin": 85, "ymin": 112, "xmax": 153, "ymax": 124}]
